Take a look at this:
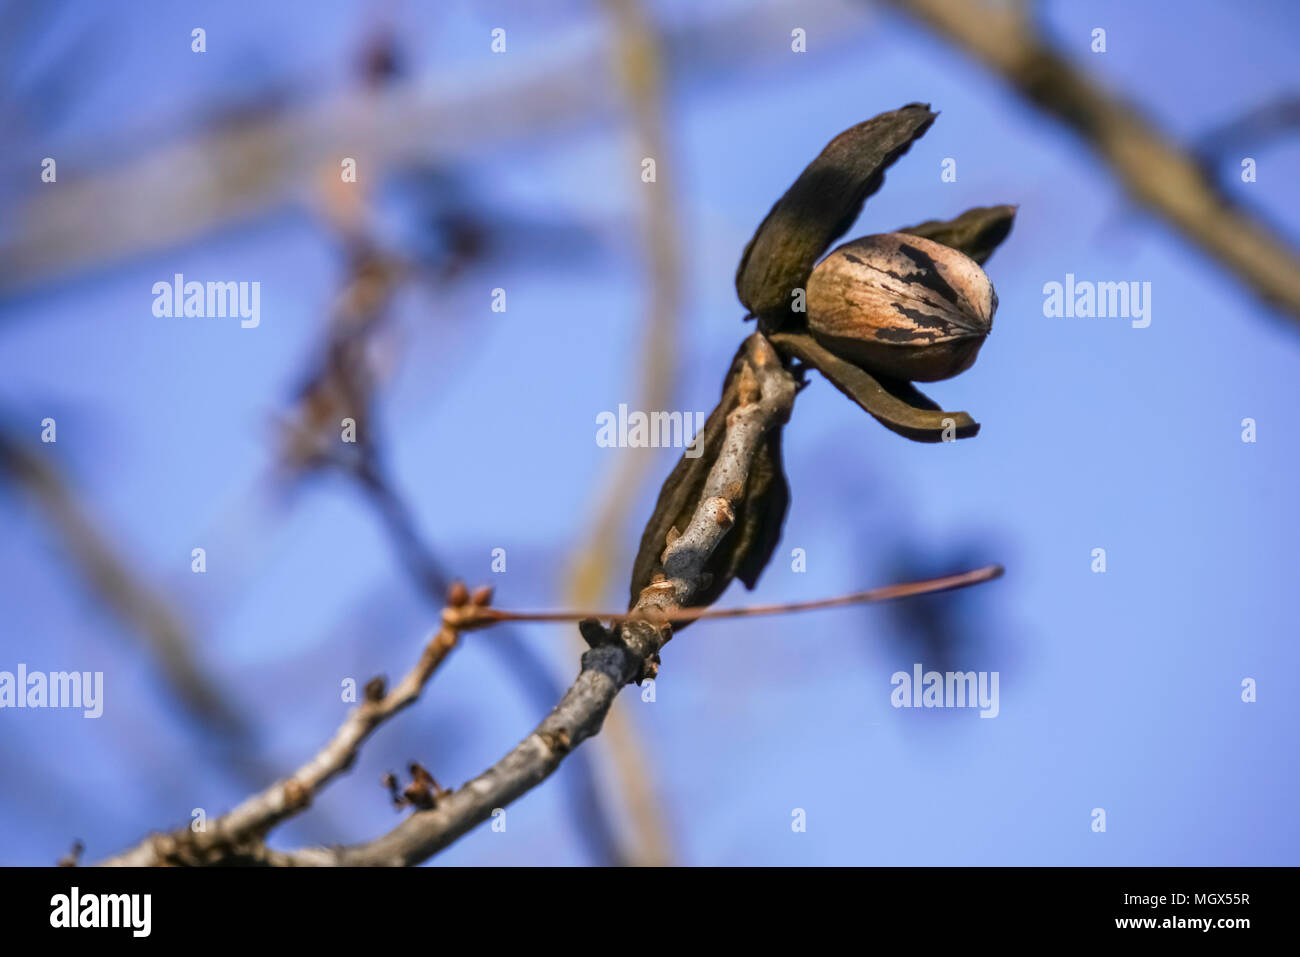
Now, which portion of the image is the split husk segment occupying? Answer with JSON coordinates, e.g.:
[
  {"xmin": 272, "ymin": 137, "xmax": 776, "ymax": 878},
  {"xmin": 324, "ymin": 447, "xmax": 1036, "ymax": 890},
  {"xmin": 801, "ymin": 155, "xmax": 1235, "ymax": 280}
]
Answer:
[
  {"xmin": 628, "ymin": 339, "xmax": 789, "ymax": 618},
  {"xmin": 736, "ymin": 103, "xmax": 938, "ymax": 332},
  {"xmin": 735, "ymin": 100, "xmax": 1015, "ymax": 440}
]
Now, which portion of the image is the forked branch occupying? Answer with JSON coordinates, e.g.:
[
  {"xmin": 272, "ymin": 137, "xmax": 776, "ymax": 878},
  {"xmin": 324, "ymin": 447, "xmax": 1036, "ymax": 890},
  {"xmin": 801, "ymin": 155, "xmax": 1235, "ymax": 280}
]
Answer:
[{"xmin": 98, "ymin": 333, "xmax": 1000, "ymax": 866}]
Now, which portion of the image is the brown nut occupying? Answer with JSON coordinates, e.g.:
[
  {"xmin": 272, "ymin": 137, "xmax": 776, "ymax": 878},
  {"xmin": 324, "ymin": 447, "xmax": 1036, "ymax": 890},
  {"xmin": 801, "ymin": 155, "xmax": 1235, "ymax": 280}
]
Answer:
[{"xmin": 805, "ymin": 232, "xmax": 997, "ymax": 382}]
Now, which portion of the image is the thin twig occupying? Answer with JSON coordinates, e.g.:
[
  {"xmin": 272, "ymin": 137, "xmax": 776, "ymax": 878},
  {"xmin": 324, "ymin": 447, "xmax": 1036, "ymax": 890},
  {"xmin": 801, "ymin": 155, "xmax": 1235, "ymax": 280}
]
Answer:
[
  {"xmin": 284, "ymin": 235, "xmax": 628, "ymax": 865},
  {"xmin": 476, "ymin": 563, "xmax": 1004, "ymax": 626},
  {"xmin": 348, "ymin": 452, "xmax": 627, "ymax": 867},
  {"xmin": 99, "ymin": 588, "xmax": 476, "ymax": 866}
]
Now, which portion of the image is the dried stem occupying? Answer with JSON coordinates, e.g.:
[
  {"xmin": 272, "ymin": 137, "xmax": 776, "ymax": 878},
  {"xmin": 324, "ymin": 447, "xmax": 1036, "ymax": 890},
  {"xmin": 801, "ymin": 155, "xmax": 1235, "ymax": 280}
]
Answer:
[{"xmin": 477, "ymin": 563, "xmax": 1003, "ymax": 626}]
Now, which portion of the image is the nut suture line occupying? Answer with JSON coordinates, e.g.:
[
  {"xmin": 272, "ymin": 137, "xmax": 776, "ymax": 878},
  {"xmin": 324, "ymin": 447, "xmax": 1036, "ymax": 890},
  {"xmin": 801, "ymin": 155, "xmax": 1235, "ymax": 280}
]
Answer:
[{"xmin": 806, "ymin": 232, "xmax": 997, "ymax": 382}]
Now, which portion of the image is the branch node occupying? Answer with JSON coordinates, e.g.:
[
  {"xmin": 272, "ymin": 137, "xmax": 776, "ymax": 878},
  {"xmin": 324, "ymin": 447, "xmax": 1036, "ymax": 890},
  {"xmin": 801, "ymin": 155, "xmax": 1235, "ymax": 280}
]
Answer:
[
  {"xmin": 282, "ymin": 778, "xmax": 312, "ymax": 812},
  {"xmin": 539, "ymin": 728, "xmax": 573, "ymax": 756},
  {"xmin": 363, "ymin": 675, "xmax": 387, "ymax": 702}
]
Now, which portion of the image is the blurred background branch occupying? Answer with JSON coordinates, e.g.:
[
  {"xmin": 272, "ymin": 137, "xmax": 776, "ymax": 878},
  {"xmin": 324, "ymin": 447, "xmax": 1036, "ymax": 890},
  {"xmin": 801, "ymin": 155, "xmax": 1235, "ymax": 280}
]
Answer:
[
  {"xmin": 272, "ymin": 115, "xmax": 629, "ymax": 862},
  {"xmin": 881, "ymin": 0, "xmax": 1300, "ymax": 324},
  {"xmin": 557, "ymin": 0, "xmax": 683, "ymax": 869},
  {"xmin": 0, "ymin": 422, "xmax": 247, "ymax": 739},
  {"xmin": 0, "ymin": 0, "xmax": 865, "ymax": 295}
]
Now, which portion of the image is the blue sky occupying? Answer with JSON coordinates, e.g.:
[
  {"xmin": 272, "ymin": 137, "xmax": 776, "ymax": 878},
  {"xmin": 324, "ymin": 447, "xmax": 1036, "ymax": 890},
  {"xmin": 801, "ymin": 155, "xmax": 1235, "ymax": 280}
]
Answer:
[{"xmin": 1, "ymin": 0, "xmax": 1298, "ymax": 865}]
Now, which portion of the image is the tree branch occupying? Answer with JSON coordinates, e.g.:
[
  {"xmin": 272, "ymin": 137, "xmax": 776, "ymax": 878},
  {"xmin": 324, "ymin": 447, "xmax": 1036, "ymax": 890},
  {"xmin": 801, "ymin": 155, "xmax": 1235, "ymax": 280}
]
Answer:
[
  {"xmin": 99, "ymin": 590, "xmax": 476, "ymax": 866},
  {"xmin": 279, "ymin": 238, "xmax": 628, "ymax": 865},
  {"xmin": 250, "ymin": 333, "xmax": 799, "ymax": 865},
  {"xmin": 94, "ymin": 329, "xmax": 1003, "ymax": 866}
]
